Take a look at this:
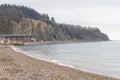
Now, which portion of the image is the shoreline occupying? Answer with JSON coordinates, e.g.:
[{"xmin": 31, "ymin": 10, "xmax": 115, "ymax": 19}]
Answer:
[
  {"xmin": 23, "ymin": 40, "xmax": 111, "ymax": 45},
  {"xmin": 11, "ymin": 44, "xmax": 120, "ymax": 79},
  {"xmin": 0, "ymin": 45, "xmax": 119, "ymax": 80},
  {"xmin": 11, "ymin": 44, "xmax": 118, "ymax": 79}
]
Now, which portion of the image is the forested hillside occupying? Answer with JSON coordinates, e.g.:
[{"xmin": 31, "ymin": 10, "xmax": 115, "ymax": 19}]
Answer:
[{"xmin": 0, "ymin": 4, "xmax": 109, "ymax": 41}]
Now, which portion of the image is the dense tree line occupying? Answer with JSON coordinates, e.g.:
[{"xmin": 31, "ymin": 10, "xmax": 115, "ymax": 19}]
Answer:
[{"xmin": 0, "ymin": 4, "xmax": 53, "ymax": 22}]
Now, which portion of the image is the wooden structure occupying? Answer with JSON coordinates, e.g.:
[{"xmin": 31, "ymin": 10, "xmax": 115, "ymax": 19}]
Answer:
[{"xmin": 0, "ymin": 35, "xmax": 31, "ymax": 45}]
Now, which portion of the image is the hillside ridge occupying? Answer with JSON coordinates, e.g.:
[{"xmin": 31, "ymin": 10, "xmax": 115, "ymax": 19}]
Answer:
[{"xmin": 0, "ymin": 4, "xmax": 109, "ymax": 41}]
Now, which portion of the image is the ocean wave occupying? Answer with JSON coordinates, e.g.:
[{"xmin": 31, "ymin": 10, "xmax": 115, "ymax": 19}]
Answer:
[
  {"xmin": 51, "ymin": 59, "xmax": 75, "ymax": 68},
  {"xmin": 11, "ymin": 45, "xmax": 27, "ymax": 54},
  {"xmin": 52, "ymin": 59, "xmax": 64, "ymax": 65},
  {"xmin": 26, "ymin": 51, "xmax": 43, "ymax": 53}
]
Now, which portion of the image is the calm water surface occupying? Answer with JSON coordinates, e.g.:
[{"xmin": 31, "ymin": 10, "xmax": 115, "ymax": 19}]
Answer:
[{"xmin": 14, "ymin": 41, "xmax": 120, "ymax": 79}]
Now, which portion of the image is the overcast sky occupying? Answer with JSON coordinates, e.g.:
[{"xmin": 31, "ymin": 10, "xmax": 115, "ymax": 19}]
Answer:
[{"xmin": 0, "ymin": 0, "xmax": 120, "ymax": 40}]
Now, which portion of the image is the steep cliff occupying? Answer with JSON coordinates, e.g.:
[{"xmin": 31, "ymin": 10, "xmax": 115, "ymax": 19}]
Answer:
[{"xmin": 0, "ymin": 4, "xmax": 109, "ymax": 41}]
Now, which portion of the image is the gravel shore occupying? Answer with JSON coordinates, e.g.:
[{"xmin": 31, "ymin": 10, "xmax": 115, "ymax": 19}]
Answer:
[{"xmin": 0, "ymin": 45, "xmax": 119, "ymax": 80}]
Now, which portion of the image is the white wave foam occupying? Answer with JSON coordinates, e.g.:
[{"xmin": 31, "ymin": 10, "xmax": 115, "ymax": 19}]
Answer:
[
  {"xmin": 27, "ymin": 51, "xmax": 43, "ymax": 53},
  {"xmin": 52, "ymin": 59, "xmax": 64, "ymax": 66},
  {"xmin": 51, "ymin": 59, "xmax": 75, "ymax": 68},
  {"xmin": 11, "ymin": 45, "xmax": 27, "ymax": 54}
]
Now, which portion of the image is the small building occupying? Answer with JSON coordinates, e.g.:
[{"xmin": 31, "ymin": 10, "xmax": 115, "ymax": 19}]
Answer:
[{"xmin": 0, "ymin": 35, "xmax": 32, "ymax": 45}]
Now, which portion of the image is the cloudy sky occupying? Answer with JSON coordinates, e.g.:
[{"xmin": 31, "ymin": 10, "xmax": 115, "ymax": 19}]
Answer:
[{"xmin": 0, "ymin": 0, "xmax": 120, "ymax": 40}]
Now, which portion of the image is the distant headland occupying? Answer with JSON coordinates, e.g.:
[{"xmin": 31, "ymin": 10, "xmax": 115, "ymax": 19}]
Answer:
[{"xmin": 0, "ymin": 4, "xmax": 109, "ymax": 42}]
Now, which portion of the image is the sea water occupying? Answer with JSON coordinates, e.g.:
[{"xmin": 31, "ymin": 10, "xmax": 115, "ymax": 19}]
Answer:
[{"xmin": 12, "ymin": 40, "xmax": 120, "ymax": 79}]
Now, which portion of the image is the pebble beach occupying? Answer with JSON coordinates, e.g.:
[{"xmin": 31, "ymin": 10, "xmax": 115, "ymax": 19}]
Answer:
[{"xmin": 0, "ymin": 45, "xmax": 119, "ymax": 80}]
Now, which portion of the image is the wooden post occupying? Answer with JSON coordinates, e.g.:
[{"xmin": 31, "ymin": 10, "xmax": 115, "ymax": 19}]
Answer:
[
  {"xmin": 22, "ymin": 37, "xmax": 24, "ymax": 44},
  {"xmin": 5, "ymin": 37, "xmax": 7, "ymax": 44}
]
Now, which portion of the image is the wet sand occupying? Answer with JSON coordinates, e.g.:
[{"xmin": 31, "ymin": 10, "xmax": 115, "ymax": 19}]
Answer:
[{"xmin": 0, "ymin": 45, "xmax": 119, "ymax": 80}]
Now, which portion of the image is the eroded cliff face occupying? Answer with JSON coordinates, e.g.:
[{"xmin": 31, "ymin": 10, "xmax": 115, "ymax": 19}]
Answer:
[
  {"xmin": 10, "ymin": 18, "xmax": 47, "ymax": 40},
  {"xmin": 9, "ymin": 18, "xmax": 72, "ymax": 41},
  {"xmin": 7, "ymin": 17, "xmax": 109, "ymax": 41}
]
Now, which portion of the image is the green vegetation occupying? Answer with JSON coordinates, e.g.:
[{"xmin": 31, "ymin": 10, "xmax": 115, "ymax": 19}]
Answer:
[{"xmin": 0, "ymin": 4, "xmax": 109, "ymax": 41}]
